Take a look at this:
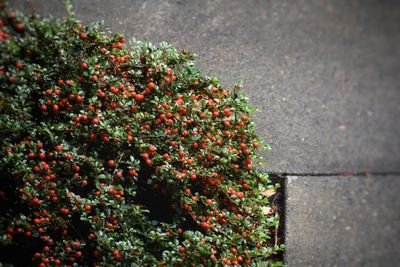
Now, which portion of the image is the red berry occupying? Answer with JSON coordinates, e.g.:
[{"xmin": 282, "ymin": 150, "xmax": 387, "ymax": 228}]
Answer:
[
  {"xmin": 113, "ymin": 250, "xmax": 121, "ymax": 260},
  {"xmin": 80, "ymin": 32, "xmax": 87, "ymax": 39},
  {"xmin": 74, "ymin": 165, "xmax": 80, "ymax": 172},
  {"xmin": 107, "ymin": 188, "xmax": 115, "ymax": 194},
  {"xmin": 93, "ymin": 250, "xmax": 101, "ymax": 258},
  {"xmin": 33, "ymin": 166, "xmax": 41, "ymax": 173},
  {"xmin": 15, "ymin": 62, "xmax": 23, "ymax": 69},
  {"xmin": 135, "ymin": 94, "xmax": 144, "ymax": 101},
  {"xmin": 81, "ymin": 62, "xmax": 88, "ymax": 69},
  {"xmin": 178, "ymin": 247, "xmax": 185, "ymax": 254},
  {"xmin": 148, "ymin": 82, "xmax": 155, "ymax": 89},
  {"xmin": 111, "ymin": 86, "xmax": 119, "ymax": 94},
  {"xmin": 33, "ymin": 198, "xmax": 41, "ymax": 205},
  {"xmin": 75, "ymin": 95, "xmax": 83, "ymax": 103},
  {"xmin": 60, "ymin": 208, "xmax": 69, "ymax": 215},
  {"xmin": 15, "ymin": 23, "xmax": 24, "ymax": 31},
  {"xmin": 118, "ymin": 57, "xmax": 125, "ymax": 63},
  {"xmin": 107, "ymin": 160, "xmax": 115, "ymax": 167}
]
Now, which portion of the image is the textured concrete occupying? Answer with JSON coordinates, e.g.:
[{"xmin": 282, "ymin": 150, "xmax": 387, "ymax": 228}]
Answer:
[
  {"xmin": 285, "ymin": 175, "xmax": 400, "ymax": 267},
  {"xmin": 10, "ymin": 0, "xmax": 400, "ymax": 174}
]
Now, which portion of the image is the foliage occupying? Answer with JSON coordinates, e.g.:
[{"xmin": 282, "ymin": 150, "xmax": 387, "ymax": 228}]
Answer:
[{"xmin": 0, "ymin": 3, "xmax": 283, "ymax": 266}]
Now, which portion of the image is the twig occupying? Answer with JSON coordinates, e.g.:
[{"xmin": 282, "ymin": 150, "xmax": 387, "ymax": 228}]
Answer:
[
  {"xmin": 105, "ymin": 54, "xmax": 121, "ymax": 75},
  {"xmin": 274, "ymin": 216, "xmax": 279, "ymax": 247},
  {"xmin": 117, "ymin": 152, "xmax": 125, "ymax": 163},
  {"xmin": 64, "ymin": 0, "xmax": 75, "ymax": 18}
]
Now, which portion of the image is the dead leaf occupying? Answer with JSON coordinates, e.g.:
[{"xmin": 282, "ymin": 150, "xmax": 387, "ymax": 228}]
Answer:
[
  {"xmin": 260, "ymin": 189, "xmax": 276, "ymax": 198},
  {"xmin": 261, "ymin": 206, "xmax": 272, "ymax": 215}
]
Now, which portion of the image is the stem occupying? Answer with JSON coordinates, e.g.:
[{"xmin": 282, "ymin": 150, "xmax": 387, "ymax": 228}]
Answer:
[
  {"xmin": 274, "ymin": 215, "xmax": 279, "ymax": 247},
  {"xmin": 64, "ymin": 0, "xmax": 75, "ymax": 18}
]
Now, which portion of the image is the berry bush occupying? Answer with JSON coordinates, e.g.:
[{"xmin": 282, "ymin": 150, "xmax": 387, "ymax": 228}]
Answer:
[{"xmin": 0, "ymin": 2, "xmax": 284, "ymax": 266}]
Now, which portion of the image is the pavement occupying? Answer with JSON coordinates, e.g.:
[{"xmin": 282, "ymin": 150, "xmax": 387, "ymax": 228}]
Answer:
[
  {"xmin": 9, "ymin": 0, "xmax": 400, "ymax": 266},
  {"xmin": 285, "ymin": 175, "xmax": 400, "ymax": 267}
]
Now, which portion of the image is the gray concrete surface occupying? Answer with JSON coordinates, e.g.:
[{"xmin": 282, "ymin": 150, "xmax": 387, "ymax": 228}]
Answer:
[
  {"xmin": 10, "ymin": 0, "xmax": 400, "ymax": 174},
  {"xmin": 285, "ymin": 175, "xmax": 400, "ymax": 266}
]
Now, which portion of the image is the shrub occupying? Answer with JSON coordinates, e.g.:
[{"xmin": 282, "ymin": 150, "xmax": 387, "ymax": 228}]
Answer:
[{"xmin": 0, "ymin": 2, "xmax": 283, "ymax": 266}]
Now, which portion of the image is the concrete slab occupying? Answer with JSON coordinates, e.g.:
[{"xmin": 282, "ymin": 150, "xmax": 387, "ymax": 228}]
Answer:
[
  {"xmin": 285, "ymin": 175, "xmax": 400, "ymax": 266},
  {"xmin": 10, "ymin": 0, "xmax": 400, "ymax": 173}
]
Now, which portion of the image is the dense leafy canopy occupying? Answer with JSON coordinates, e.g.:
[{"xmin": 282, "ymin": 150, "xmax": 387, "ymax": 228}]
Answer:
[{"xmin": 0, "ymin": 3, "xmax": 283, "ymax": 266}]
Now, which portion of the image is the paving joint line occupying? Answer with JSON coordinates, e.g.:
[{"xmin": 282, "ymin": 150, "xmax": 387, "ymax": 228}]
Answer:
[{"xmin": 268, "ymin": 171, "xmax": 400, "ymax": 177}]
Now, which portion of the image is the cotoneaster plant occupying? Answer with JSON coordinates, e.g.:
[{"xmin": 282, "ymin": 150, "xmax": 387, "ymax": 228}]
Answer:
[{"xmin": 0, "ymin": 2, "xmax": 284, "ymax": 266}]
